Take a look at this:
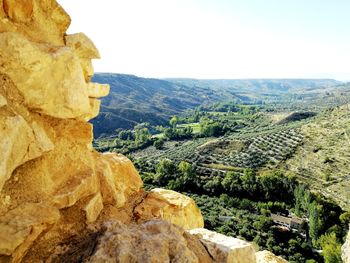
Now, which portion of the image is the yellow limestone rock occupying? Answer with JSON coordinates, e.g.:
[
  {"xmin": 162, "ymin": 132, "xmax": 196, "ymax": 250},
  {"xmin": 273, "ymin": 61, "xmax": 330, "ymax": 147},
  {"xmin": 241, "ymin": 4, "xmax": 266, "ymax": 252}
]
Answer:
[
  {"xmin": 256, "ymin": 251, "xmax": 287, "ymax": 263},
  {"xmin": 188, "ymin": 228, "xmax": 257, "ymax": 263},
  {"xmin": 65, "ymin": 33, "xmax": 100, "ymax": 81},
  {"xmin": 52, "ymin": 169, "xmax": 99, "ymax": 209},
  {"xmin": 0, "ymin": 0, "xmax": 265, "ymax": 262},
  {"xmin": 87, "ymin": 220, "xmax": 202, "ymax": 263},
  {"xmin": 0, "ymin": 203, "xmax": 60, "ymax": 262},
  {"xmin": 65, "ymin": 33, "xmax": 101, "ymax": 59},
  {"xmin": 0, "ymin": 94, "xmax": 7, "ymax": 107},
  {"xmin": 88, "ymin": 83, "xmax": 110, "ymax": 98},
  {"xmin": 0, "ymin": 111, "xmax": 53, "ymax": 191},
  {"xmin": 3, "ymin": 0, "xmax": 33, "ymax": 23},
  {"xmin": 0, "ymin": 0, "xmax": 71, "ymax": 45},
  {"xmin": 135, "ymin": 188, "xmax": 204, "ymax": 230},
  {"xmin": 96, "ymin": 153, "xmax": 143, "ymax": 207},
  {"xmin": 84, "ymin": 193, "xmax": 104, "ymax": 223},
  {"xmin": 0, "ymin": 32, "xmax": 105, "ymax": 120}
]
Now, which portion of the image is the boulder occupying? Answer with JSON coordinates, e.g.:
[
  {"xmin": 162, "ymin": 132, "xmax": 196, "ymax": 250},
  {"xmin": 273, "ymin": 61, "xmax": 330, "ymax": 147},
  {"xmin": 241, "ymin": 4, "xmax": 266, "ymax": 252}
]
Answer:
[
  {"xmin": 0, "ymin": 32, "xmax": 104, "ymax": 120},
  {"xmin": 0, "ymin": 0, "xmax": 70, "ymax": 45},
  {"xmin": 0, "ymin": 111, "xmax": 53, "ymax": 191},
  {"xmin": 256, "ymin": 251, "xmax": 288, "ymax": 263},
  {"xmin": 96, "ymin": 153, "xmax": 143, "ymax": 207},
  {"xmin": 134, "ymin": 188, "xmax": 204, "ymax": 230},
  {"xmin": 0, "ymin": 203, "xmax": 60, "ymax": 262},
  {"xmin": 87, "ymin": 220, "xmax": 203, "ymax": 263},
  {"xmin": 188, "ymin": 228, "xmax": 256, "ymax": 263}
]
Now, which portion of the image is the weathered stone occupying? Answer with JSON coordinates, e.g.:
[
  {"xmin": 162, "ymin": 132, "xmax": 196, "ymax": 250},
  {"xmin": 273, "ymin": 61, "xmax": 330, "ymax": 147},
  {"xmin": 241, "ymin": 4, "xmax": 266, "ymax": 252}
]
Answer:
[
  {"xmin": 0, "ymin": 0, "xmax": 70, "ymax": 45},
  {"xmin": 0, "ymin": 94, "xmax": 7, "ymax": 107},
  {"xmin": 65, "ymin": 33, "xmax": 101, "ymax": 59},
  {"xmin": 343, "ymin": 228, "xmax": 350, "ymax": 263},
  {"xmin": 3, "ymin": 0, "xmax": 33, "ymax": 23},
  {"xmin": 52, "ymin": 169, "xmax": 99, "ymax": 209},
  {"xmin": 0, "ymin": 203, "xmax": 60, "ymax": 261},
  {"xmin": 188, "ymin": 228, "xmax": 256, "ymax": 263},
  {"xmin": 0, "ymin": 118, "xmax": 96, "ymax": 215},
  {"xmin": 96, "ymin": 153, "xmax": 143, "ymax": 207},
  {"xmin": 256, "ymin": 251, "xmax": 287, "ymax": 263},
  {"xmin": 84, "ymin": 193, "xmax": 104, "ymax": 223},
  {"xmin": 0, "ymin": 32, "xmax": 100, "ymax": 120},
  {"xmin": 80, "ymin": 58, "xmax": 95, "ymax": 81},
  {"xmin": 0, "ymin": 0, "xmax": 280, "ymax": 262},
  {"xmin": 0, "ymin": 112, "xmax": 53, "ymax": 191},
  {"xmin": 87, "ymin": 220, "xmax": 202, "ymax": 263},
  {"xmin": 135, "ymin": 188, "xmax": 204, "ymax": 230},
  {"xmin": 65, "ymin": 33, "xmax": 101, "ymax": 81},
  {"xmin": 88, "ymin": 83, "xmax": 110, "ymax": 98}
]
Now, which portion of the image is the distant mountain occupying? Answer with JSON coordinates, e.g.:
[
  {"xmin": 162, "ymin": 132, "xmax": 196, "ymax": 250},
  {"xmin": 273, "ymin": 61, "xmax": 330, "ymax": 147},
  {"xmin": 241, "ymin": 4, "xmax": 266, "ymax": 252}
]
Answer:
[
  {"xmin": 91, "ymin": 73, "xmax": 228, "ymax": 137},
  {"xmin": 91, "ymin": 74, "xmax": 342, "ymax": 138},
  {"xmin": 166, "ymin": 78, "xmax": 341, "ymax": 98}
]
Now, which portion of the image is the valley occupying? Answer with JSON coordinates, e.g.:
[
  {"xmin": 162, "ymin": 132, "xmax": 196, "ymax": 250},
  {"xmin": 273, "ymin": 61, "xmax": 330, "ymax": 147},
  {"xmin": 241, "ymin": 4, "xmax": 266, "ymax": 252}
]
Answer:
[{"xmin": 93, "ymin": 74, "xmax": 350, "ymax": 262}]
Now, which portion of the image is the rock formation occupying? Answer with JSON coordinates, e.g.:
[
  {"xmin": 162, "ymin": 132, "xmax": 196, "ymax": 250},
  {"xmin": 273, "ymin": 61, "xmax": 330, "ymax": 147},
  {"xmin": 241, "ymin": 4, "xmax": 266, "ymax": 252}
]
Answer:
[
  {"xmin": 0, "ymin": 1, "xmax": 284, "ymax": 262},
  {"xmin": 343, "ymin": 228, "xmax": 350, "ymax": 263},
  {"xmin": 256, "ymin": 251, "xmax": 288, "ymax": 263}
]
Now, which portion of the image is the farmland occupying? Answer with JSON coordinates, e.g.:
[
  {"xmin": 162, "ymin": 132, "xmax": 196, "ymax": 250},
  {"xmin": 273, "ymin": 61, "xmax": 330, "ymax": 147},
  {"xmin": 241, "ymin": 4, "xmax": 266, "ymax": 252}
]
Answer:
[{"xmin": 94, "ymin": 98, "xmax": 350, "ymax": 262}]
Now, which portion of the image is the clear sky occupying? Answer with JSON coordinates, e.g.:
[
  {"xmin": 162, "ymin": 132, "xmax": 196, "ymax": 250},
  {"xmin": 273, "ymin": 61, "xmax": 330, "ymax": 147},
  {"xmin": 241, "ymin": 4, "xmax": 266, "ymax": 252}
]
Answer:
[{"xmin": 59, "ymin": 0, "xmax": 350, "ymax": 80}]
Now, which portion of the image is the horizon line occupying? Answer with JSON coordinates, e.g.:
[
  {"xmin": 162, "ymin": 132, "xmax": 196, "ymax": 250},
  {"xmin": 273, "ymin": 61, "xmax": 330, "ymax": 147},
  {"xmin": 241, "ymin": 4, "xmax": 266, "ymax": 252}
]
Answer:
[{"xmin": 94, "ymin": 72, "xmax": 348, "ymax": 82}]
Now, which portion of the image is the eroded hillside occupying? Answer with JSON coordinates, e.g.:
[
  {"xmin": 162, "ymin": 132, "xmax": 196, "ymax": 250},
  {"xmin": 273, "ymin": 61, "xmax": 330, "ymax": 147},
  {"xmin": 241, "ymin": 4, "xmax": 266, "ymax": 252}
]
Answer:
[{"xmin": 283, "ymin": 105, "xmax": 350, "ymax": 210}]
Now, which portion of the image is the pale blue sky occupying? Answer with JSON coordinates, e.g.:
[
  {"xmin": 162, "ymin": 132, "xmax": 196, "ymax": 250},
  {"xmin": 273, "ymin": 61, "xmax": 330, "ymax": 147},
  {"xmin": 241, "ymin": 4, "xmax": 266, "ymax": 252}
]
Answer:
[{"xmin": 59, "ymin": 0, "xmax": 350, "ymax": 80}]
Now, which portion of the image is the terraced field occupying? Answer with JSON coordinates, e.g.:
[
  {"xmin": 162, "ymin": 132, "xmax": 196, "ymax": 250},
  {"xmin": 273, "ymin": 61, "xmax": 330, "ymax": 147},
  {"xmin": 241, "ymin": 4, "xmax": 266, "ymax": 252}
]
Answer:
[
  {"xmin": 186, "ymin": 129, "xmax": 303, "ymax": 176},
  {"xmin": 129, "ymin": 105, "xmax": 350, "ymax": 211},
  {"xmin": 133, "ymin": 126, "xmax": 305, "ymax": 182}
]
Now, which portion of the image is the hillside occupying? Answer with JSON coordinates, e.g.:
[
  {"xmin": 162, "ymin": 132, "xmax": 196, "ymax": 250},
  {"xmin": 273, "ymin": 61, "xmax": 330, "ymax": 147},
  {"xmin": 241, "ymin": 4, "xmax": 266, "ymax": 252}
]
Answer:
[
  {"xmin": 167, "ymin": 78, "xmax": 342, "ymax": 104},
  {"xmin": 282, "ymin": 105, "xmax": 350, "ymax": 210},
  {"xmin": 94, "ymin": 92, "xmax": 350, "ymax": 262},
  {"xmin": 92, "ymin": 75, "xmax": 345, "ymax": 138},
  {"xmin": 167, "ymin": 78, "xmax": 340, "ymax": 94},
  {"xmin": 91, "ymin": 73, "xmax": 229, "ymax": 137}
]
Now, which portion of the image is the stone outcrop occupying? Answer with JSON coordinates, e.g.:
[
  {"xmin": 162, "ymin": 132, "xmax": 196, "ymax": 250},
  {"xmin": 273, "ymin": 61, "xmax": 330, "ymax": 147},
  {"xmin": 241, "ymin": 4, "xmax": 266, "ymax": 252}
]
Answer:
[
  {"xmin": 256, "ymin": 251, "xmax": 288, "ymax": 263},
  {"xmin": 0, "ymin": 1, "xmax": 207, "ymax": 261},
  {"xmin": 343, "ymin": 228, "xmax": 350, "ymax": 263},
  {"xmin": 0, "ymin": 0, "xmax": 280, "ymax": 262},
  {"xmin": 86, "ymin": 220, "xmax": 212, "ymax": 263},
  {"xmin": 189, "ymin": 228, "xmax": 257, "ymax": 263},
  {"xmin": 135, "ymin": 188, "xmax": 204, "ymax": 229}
]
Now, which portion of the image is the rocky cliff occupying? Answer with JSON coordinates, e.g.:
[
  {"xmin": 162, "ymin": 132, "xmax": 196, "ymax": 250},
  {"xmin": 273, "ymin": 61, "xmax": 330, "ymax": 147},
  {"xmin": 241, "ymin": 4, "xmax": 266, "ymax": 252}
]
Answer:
[{"xmin": 0, "ymin": 1, "xmax": 283, "ymax": 262}]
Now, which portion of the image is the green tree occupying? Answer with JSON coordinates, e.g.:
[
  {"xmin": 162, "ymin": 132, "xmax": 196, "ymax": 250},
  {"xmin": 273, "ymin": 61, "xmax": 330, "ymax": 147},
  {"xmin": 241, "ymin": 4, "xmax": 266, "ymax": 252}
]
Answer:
[
  {"xmin": 154, "ymin": 159, "xmax": 176, "ymax": 185},
  {"xmin": 309, "ymin": 201, "xmax": 321, "ymax": 244},
  {"xmin": 339, "ymin": 211, "xmax": 350, "ymax": 226},
  {"xmin": 135, "ymin": 128, "xmax": 151, "ymax": 145},
  {"xmin": 241, "ymin": 169, "xmax": 257, "ymax": 195},
  {"xmin": 169, "ymin": 116, "xmax": 179, "ymax": 128},
  {"xmin": 318, "ymin": 232, "xmax": 342, "ymax": 263},
  {"xmin": 153, "ymin": 138, "xmax": 164, "ymax": 149},
  {"xmin": 178, "ymin": 161, "xmax": 194, "ymax": 179}
]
